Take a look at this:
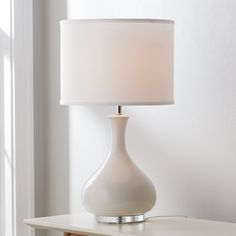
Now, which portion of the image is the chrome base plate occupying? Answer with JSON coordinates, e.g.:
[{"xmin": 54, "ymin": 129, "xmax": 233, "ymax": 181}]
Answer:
[{"xmin": 96, "ymin": 214, "xmax": 145, "ymax": 224}]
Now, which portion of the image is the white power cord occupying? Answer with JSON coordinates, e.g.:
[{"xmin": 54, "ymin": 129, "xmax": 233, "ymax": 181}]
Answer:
[{"xmin": 145, "ymin": 215, "xmax": 188, "ymax": 221}]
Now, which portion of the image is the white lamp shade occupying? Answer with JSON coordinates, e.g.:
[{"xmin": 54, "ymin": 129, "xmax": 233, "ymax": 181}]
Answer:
[{"xmin": 60, "ymin": 19, "xmax": 174, "ymax": 105}]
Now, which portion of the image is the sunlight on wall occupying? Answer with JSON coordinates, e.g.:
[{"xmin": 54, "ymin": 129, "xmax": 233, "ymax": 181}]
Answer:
[
  {"xmin": 3, "ymin": 54, "xmax": 13, "ymax": 236},
  {"xmin": 0, "ymin": 0, "xmax": 14, "ymax": 236},
  {"xmin": 0, "ymin": 0, "xmax": 11, "ymax": 36}
]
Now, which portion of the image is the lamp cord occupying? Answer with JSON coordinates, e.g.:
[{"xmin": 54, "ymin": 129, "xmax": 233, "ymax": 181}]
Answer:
[{"xmin": 145, "ymin": 215, "xmax": 188, "ymax": 221}]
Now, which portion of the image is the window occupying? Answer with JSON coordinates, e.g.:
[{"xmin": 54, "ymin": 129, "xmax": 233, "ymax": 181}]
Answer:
[{"xmin": 0, "ymin": 0, "xmax": 34, "ymax": 235}]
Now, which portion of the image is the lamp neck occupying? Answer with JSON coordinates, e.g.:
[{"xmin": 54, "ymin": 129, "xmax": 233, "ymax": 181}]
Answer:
[{"xmin": 108, "ymin": 114, "xmax": 129, "ymax": 154}]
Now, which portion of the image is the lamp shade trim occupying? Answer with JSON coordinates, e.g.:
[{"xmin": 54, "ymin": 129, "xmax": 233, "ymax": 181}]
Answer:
[
  {"xmin": 60, "ymin": 18, "xmax": 174, "ymax": 24},
  {"xmin": 60, "ymin": 100, "xmax": 174, "ymax": 106}
]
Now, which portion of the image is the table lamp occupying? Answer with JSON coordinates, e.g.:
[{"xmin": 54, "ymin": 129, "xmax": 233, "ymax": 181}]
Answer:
[{"xmin": 60, "ymin": 19, "xmax": 174, "ymax": 223}]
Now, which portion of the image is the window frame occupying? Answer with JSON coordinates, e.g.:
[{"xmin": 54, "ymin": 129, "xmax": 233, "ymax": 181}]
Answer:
[
  {"xmin": 13, "ymin": 0, "xmax": 35, "ymax": 235},
  {"xmin": 0, "ymin": 0, "xmax": 35, "ymax": 235}
]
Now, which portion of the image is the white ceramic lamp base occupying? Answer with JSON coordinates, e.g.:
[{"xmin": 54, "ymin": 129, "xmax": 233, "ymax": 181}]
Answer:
[{"xmin": 82, "ymin": 114, "xmax": 156, "ymax": 223}]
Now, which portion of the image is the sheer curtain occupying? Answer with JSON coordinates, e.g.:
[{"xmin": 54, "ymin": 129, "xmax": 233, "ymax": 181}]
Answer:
[{"xmin": 0, "ymin": 0, "xmax": 34, "ymax": 236}]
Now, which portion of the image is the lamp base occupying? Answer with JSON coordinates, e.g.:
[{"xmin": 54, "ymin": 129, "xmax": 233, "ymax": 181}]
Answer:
[
  {"xmin": 96, "ymin": 214, "xmax": 145, "ymax": 224},
  {"xmin": 82, "ymin": 113, "xmax": 156, "ymax": 221}
]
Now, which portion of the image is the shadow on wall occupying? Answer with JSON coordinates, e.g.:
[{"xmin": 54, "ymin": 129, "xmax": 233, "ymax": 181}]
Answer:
[{"xmin": 33, "ymin": 0, "xmax": 68, "ymax": 236}]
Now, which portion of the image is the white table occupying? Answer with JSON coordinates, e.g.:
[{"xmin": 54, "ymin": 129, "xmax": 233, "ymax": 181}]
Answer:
[{"xmin": 24, "ymin": 213, "xmax": 236, "ymax": 236}]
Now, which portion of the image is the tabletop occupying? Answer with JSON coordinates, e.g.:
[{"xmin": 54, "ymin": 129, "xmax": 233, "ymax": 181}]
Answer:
[{"xmin": 24, "ymin": 213, "xmax": 236, "ymax": 236}]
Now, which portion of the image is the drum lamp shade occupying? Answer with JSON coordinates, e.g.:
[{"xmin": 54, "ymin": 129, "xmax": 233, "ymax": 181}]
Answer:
[{"xmin": 60, "ymin": 19, "xmax": 174, "ymax": 105}]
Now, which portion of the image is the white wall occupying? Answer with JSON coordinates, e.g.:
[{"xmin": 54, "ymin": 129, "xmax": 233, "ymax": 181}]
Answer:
[
  {"xmin": 37, "ymin": 1, "xmax": 236, "ymax": 236},
  {"xmin": 68, "ymin": 0, "xmax": 236, "ymax": 222}
]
